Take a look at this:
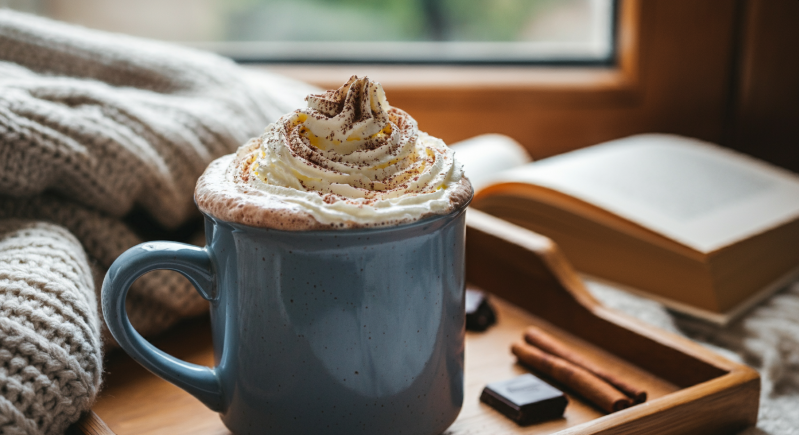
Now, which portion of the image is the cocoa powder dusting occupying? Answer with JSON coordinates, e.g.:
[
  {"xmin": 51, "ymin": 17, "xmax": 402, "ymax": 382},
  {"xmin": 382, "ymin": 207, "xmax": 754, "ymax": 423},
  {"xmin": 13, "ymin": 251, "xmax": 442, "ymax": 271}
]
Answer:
[{"xmin": 195, "ymin": 76, "xmax": 471, "ymax": 230}]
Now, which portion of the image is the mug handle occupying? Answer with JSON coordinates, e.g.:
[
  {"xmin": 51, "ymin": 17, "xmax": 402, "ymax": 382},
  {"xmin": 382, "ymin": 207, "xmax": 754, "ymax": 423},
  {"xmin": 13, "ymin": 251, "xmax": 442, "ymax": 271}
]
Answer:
[{"xmin": 101, "ymin": 241, "xmax": 224, "ymax": 412}]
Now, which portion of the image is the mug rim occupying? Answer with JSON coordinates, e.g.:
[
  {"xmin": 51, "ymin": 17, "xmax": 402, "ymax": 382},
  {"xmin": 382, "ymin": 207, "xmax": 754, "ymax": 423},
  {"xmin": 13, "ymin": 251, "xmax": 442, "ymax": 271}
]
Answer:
[{"xmin": 201, "ymin": 195, "xmax": 472, "ymax": 237}]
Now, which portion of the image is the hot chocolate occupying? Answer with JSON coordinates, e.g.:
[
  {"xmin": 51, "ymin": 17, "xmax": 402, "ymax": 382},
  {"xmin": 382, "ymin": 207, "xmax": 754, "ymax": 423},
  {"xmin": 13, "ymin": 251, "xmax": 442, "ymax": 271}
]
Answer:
[
  {"xmin": 108, "ymin": 78, "xmax": 471, "ymax": 435},
  {"xmin": 195, "ymin": 76, "xmax": 471, "ymax": 230}
]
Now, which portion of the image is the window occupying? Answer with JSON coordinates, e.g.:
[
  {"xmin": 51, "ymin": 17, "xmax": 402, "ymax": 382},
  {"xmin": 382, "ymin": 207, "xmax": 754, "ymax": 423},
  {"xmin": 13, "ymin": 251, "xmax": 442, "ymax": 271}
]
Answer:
[
  {"xmin": 5, "ymin": 0, "xmax": 615, "ymax": 64},
  {"xmin": 9, "ymin": 0, "xmax": 788, "ymax": 174}
]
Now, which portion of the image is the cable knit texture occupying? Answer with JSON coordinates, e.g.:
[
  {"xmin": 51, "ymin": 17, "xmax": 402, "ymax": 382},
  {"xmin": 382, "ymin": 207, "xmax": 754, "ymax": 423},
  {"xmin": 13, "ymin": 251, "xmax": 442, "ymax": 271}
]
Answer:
[
  {"xmin": 0, "ymin": 221, "xmax": 101, "ymax": 435},
  {"xmin": 0, "ymin": 9, "xmax": 314, "ymax": 434}
]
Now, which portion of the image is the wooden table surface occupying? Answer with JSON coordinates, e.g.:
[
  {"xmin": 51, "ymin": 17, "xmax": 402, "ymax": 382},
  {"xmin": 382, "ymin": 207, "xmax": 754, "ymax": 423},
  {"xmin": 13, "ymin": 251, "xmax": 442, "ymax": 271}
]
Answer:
[{"xmin": 93, "ymin": 297, "xmax": 677, "ymax": 435}]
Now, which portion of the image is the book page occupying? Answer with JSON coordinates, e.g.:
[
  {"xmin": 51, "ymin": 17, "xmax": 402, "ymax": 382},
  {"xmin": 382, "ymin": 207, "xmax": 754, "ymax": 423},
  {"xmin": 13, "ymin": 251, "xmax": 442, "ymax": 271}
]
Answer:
[
  {"xmin": 496, "ymin": 134, "xmax": 799, "ymax": 253},
  {"xmin": 450, "ymin": 134, "xmax": 532, "ymax": 191}
]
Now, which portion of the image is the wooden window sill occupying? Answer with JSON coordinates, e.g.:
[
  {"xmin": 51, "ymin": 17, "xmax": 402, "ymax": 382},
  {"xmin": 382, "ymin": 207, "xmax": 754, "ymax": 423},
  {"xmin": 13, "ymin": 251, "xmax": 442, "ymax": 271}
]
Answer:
[{"xmin": 250, "ymin": 64, "xmax": 639, "ymax": 109}]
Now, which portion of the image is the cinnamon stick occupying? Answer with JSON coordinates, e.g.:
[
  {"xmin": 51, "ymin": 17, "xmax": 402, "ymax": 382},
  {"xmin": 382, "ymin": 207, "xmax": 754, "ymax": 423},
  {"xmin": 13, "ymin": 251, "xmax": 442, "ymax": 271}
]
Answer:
[
  {"xmin": 524, "ymin": 326, "xmax": 647, "ymax": 404},
  {"xmin": 511, "ymin": 341, "xmax": 632, "ymax": 413}
]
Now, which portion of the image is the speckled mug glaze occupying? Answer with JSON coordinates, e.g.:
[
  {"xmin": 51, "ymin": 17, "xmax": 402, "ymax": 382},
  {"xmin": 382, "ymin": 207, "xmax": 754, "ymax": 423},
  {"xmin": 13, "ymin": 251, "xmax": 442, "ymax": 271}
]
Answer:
[{"xmin": 102, "ymin": 206, "xmax": 468, "ymax": 435}]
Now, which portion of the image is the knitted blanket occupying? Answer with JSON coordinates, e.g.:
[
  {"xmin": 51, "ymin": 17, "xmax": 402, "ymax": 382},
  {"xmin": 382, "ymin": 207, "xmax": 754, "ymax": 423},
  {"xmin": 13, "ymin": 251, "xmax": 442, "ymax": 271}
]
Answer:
[{"xmin": 0, "ymin": 10, "xmax": 313, "ymax": 434}]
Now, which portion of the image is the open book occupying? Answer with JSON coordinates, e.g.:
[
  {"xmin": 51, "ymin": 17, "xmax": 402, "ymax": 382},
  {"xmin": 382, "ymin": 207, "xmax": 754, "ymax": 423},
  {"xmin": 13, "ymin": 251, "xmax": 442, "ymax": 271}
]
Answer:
[{"xmin": 453, "ymin": 134, "xmax": 799, "ymax": 324}]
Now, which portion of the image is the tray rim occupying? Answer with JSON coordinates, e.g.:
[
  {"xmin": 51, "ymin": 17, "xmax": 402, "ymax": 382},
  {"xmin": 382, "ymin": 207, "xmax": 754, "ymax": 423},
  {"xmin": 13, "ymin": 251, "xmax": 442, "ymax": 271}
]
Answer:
[{"xmin": 464, "ymin": 209, "xmax": 760, "ymax": 434}]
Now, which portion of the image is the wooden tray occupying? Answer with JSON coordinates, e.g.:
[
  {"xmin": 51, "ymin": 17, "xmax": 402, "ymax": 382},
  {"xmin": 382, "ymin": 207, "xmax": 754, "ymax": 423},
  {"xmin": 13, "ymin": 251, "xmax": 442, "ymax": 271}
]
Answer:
[{"xmin": 75, "ymin": 210, "xmax": 760, "ymax": 435}]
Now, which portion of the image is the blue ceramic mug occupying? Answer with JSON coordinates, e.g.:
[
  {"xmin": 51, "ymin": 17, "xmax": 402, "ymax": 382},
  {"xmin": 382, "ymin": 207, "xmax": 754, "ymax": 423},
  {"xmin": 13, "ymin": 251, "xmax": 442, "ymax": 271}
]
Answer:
[{"xmin": 102, "ymin": 204, "xmax": 469, "ymax": 434}]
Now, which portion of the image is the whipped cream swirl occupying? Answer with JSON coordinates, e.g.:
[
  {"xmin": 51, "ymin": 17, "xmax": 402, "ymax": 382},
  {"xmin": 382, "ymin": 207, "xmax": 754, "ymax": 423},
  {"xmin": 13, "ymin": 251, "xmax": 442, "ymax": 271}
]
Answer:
[{"xmin": 197, "ymin": 76, "xmax": 471, "ymax": 229}]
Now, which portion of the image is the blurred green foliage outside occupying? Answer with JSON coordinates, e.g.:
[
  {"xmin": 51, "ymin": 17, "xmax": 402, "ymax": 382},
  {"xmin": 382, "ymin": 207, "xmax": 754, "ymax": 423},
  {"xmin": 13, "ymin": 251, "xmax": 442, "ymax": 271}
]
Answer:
[{"xmin": 221, "ymin": 0, "xmax": 579, "ymax": 42}]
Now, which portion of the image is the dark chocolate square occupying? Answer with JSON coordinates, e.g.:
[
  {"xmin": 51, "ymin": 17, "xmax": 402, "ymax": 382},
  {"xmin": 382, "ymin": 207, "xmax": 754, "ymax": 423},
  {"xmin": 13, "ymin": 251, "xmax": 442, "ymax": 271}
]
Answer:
[
  {"xmin": 465, "ymin": 288, "xmax": 497, "ymax": 331},
  {"xmin": 480, "ymin": 374, "xmax": 568, "ymax": 426}
]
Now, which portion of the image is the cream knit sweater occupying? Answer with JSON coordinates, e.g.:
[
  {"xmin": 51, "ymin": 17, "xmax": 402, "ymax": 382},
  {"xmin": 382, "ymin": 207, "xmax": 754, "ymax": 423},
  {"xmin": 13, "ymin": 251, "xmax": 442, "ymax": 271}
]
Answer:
[
  {"xmin": 0, "ymin": 220, "xmax": 101, "ymax": 435},
  {"xmin": 0, "ymin": 10, "xmax": 313, "ymax": 434}
]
